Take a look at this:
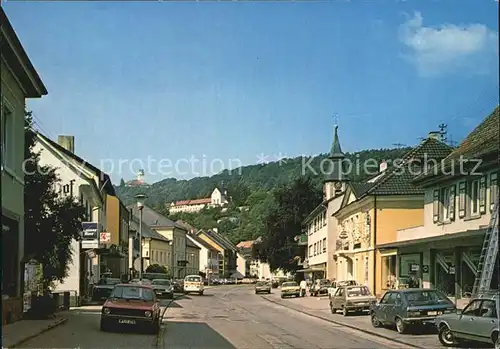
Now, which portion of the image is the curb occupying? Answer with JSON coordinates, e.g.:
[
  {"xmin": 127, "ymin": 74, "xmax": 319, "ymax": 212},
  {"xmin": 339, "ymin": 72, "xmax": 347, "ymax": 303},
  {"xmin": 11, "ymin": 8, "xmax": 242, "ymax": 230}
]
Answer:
[
  {"xmin": 262, "ymin": 296, "xmax": 426, "ymax": 349},
  {"xmin": 9, "ymin": 317, "xmax": 68, "ymax": 348}
]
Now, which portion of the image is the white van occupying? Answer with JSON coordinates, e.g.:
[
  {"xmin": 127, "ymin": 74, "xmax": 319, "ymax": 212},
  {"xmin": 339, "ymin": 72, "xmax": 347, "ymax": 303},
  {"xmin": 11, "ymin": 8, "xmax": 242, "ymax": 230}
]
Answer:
[{"xmin": 184, "ymin": 275, "xmax": 204, "ymax": 295}]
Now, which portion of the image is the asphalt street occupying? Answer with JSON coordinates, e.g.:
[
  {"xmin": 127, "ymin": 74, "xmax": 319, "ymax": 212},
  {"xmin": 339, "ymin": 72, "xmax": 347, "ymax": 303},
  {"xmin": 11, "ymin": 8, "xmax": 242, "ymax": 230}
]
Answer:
[{"xmin": 19, "ymin": 285, "xmax": 408, "ymax": 349}]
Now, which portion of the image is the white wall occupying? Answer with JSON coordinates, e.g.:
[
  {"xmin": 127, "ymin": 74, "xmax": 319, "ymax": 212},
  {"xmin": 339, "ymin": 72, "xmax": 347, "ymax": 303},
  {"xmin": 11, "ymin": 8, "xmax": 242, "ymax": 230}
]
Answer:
[
  {"xmin": 398, "ymin": 170, "xmax": 497, "ymax": 241},
  {"xmin": 35, "ymin": 139, "xmax": 105, "ymax": 295},
  {"xmin": 236, "ymin": 253, "xmax": 247, "ymax": 276}
]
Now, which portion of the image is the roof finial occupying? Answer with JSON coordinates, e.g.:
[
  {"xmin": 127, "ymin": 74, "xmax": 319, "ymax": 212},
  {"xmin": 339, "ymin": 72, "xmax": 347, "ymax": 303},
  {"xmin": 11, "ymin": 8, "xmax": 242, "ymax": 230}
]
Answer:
[{"xmin": 333, "ymin": 114, "xmax": 339, "ymax": 128}]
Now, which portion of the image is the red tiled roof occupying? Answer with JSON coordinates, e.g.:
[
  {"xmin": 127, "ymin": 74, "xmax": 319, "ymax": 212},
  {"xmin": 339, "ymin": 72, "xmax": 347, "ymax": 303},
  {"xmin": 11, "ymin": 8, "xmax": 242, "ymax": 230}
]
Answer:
[{"xmin": 173, "ymin": 198, "xmax": 211, "ymax": 206}]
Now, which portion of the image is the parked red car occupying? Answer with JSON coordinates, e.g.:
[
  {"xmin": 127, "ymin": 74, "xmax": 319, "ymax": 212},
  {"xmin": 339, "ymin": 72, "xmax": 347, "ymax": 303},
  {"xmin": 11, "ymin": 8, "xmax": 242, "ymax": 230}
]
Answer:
[{"xmin": 100, "ymin": 283, "xmax": 161, "ymax": 334}]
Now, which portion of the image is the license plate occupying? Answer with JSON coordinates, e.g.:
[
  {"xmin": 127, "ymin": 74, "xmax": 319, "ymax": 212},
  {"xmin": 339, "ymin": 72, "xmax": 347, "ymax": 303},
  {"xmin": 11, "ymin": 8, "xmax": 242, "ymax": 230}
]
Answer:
[
  {"xmin": 427, "ymin": 311, "xmax": 437, "ymax": 316},
  {"xmin": 119, "ymin": 319, "xmax": 136, "ymax": 324}
]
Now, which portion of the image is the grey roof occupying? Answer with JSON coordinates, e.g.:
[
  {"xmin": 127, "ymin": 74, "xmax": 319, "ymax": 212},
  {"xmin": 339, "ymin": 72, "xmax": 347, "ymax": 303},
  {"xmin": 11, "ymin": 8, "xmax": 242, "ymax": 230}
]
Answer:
[
  {"xmin": 324, "ymin": 125, "xmax": 349, "ymax": 183},
  {"xmin": 187, "ymin": 233, "xmax": 217, "ymax": 251},
  {"xmin": 129, "ymin": 215, "xmax": 171, "ymax": 243},
  {"xmin": 198, "ymin": 229, "xmax": 237, "ymax": 252},
  {"xmin": 128, "ymin": 205, "xmax": 186, "ymax": 230},
  {"xmin": 186, "ymin": 237, "xmax": 200, "ymax": 249}
]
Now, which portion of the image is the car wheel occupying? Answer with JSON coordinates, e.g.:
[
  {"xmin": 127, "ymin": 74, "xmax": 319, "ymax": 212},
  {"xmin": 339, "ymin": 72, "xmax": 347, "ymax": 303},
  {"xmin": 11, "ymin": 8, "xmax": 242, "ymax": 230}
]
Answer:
[
  {"xmin": 493, "ymin": 332, "xmax": 499, "ymax": 349},
  {"xmin": 268, "ymin": 290, "xmax": 271, "ymax": 294},
  {"xmin": 199, "ymin": 291, "xmax": 204, "ymax": 296},
  {"xmin": 370, "ymin": 312, "xmax": 381, "ymax": 327},
  {"xmin": 342, "ymin": 307, "xmax": 348, "ymax": 316},
  {"xmin": 438, "ymin": 325, "xmax": 455, "ymax": 347},
  {"xmin": 395, "ymin": 317, "xmax": 406, "ymax": 334},
  {"xmin": 281, "ymin": 295, "xmax": 284, "ymax": 299}
]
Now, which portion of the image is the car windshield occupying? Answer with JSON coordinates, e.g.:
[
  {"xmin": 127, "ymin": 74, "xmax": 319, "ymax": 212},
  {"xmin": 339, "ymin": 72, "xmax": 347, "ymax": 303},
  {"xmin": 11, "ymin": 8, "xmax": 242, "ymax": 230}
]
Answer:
[
  {"xmin": 319, "ymin": 280, "xmax": 329, "ymax": 285},
  {"xmin": 110, "ymin": 286, "xmax": 154, "ymax": 301},
  {"xmin": 185, "ymin": 276, "xmax": 201, "ymax": 282},
  {"xmin": 405, "ymin": 290, "xmax": 450, "ymax": 305},
  {"xmin": 282, "ymin": 282, "xmax": 298, "ymax": 287},
  {"xmin": 257, "ymin": 281, "xmax": 269, "ymax": 286},
  {"xmin": 152, "ymin": 279, "xmax": 171, "ymax": 286},
  {"xmin": 347, "ymin": 286, "xmax": 371, "ymax": 297}
]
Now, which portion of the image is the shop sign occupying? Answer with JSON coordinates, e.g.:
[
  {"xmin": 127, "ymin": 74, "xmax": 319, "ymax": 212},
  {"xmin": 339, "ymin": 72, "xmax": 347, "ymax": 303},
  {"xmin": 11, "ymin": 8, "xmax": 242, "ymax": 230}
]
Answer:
[
  {"xmin": 449, "ymin": 267, "xmax": 455, "ymax": 274},
  {"xmin": 422, "ymin": 265, "xmax": 429, "ymax": 273},
  {"xmin": 100, "ymin": 232, "xmax": 111, "ymax": 243},
  {"xmin": 410, "ymin": 263, "xmax": 420, "ymax": 272},
  {"xmin": 81, "ymin": 222, "xmax": 99, "ymax": 249}
]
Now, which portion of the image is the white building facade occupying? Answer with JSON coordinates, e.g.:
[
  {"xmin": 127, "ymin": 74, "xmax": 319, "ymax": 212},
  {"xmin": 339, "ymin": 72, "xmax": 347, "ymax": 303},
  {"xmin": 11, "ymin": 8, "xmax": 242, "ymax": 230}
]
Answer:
[
  {"xmin": 169, "ymin": 187, "xmax": 229, "ymax": 214},
  {"xmin": 34, "ymin": 134, "xmax": 108, "ymax": 299}
]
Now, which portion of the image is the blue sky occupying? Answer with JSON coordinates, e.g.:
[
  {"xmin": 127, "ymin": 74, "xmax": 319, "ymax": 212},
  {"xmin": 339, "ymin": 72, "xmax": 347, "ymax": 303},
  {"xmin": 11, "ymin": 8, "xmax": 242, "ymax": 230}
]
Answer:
[{"xmin": 3, "ymin": 0, "xmax": 498, "ymax": 183}]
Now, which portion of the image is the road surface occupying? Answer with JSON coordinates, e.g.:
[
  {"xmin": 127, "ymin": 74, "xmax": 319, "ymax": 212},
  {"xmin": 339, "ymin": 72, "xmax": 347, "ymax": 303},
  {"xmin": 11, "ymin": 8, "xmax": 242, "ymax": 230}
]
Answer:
[{"xmin": 19, "ymin": 285, "xmax": 407, "ymax": 349}]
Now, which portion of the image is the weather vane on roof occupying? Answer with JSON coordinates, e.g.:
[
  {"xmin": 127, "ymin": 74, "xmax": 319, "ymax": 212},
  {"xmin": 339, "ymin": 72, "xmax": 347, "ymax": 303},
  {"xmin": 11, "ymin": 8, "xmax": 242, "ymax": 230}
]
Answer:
[{"xmin": 333, "ymin": 114, "xmax": 339, "ymax": 127}]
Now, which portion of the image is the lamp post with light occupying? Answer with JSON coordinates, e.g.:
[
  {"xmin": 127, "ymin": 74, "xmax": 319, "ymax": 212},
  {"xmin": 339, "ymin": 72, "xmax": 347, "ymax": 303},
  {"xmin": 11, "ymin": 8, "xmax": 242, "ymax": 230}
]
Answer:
[{"xmin": 135, "ymin": 193, "xmax": 147, "ymax": 281}]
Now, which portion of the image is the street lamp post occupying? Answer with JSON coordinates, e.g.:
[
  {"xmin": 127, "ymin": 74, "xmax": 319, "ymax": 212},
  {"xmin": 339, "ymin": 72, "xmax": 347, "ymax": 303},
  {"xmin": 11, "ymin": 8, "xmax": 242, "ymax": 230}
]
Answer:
[{"xmin": 135, "ymin": 193, "xmax": 147, "ymax": 281}]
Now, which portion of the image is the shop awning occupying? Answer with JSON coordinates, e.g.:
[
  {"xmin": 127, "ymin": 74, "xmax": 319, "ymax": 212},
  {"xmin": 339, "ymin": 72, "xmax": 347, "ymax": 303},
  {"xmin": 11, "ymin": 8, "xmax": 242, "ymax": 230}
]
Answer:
[{"xmin": 376, "ymin": 228, "xmax": 486, "ymax": 250}]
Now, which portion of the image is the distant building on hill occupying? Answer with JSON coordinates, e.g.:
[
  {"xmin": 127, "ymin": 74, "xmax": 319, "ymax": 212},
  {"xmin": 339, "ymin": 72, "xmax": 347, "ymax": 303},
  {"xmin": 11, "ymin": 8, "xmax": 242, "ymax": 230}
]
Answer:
[
  {"xmin": 125, "ymin": 169, "xmax": 150, "ymax": 188},
  {"xmin": 169, "ymin": 185, "xmax": 229, "ymax": 214}
]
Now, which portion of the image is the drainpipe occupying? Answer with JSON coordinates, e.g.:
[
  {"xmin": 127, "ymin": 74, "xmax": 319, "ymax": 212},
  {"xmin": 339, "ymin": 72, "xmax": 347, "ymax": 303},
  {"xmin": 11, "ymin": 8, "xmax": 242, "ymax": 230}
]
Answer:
[{"xmin": 373, "ymin": 195, "xmax": 377, "ymax": 295}]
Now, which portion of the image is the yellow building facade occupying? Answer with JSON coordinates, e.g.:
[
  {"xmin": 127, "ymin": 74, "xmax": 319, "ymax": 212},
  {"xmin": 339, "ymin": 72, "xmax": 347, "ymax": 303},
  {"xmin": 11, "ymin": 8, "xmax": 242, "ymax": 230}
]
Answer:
[{"xmin": 334, "ymin": 137, "xmax": 453, "ymax": 297}]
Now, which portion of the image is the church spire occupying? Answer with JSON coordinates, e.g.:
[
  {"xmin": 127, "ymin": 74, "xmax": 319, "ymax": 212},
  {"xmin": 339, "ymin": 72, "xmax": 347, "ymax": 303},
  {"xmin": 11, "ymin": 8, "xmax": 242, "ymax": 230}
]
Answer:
[{"xmin": 324, "ymin": 124, "xmax": 349, "ymax": 183}]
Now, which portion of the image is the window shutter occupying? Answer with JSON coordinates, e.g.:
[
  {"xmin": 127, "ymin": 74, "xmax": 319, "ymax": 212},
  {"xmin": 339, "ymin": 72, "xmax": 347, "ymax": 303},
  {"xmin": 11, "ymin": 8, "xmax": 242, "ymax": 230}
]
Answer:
[
  {"xmin": 433, "ymin": 189, "xmax": 440, "ymax": 223},
  {"xmin": 491, "ymin": 172, "xmax": 498, "ymax": 212},
  {"xmin": 479, "ymin": 176, "xmax": 487, "ymax": 214},
  {"xmin": 449, "ymin": 185, "xmax": 456, "ymax": 221},
  {"xmin": 458, "ymin": 181, "xmax": 466, "ymax": 218}
]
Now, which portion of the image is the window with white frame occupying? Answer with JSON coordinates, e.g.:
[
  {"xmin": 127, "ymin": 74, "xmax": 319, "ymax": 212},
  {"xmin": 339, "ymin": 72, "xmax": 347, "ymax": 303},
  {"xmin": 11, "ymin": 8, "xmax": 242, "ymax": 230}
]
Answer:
[
  {"xmin": 469, "ymin": 179, "xmax": 480, "ymax": 215},
  {"xmin": 1, "ymin": 102, "xmax": 14, "ymax": 169}
]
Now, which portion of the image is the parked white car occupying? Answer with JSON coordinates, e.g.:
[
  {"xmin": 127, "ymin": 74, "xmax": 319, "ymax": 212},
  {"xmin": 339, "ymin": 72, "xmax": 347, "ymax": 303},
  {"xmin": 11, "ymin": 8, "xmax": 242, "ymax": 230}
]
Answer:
[
  {"xmin": 328, "ymin": 280, "xmax": 359, "ymax": 299},
  {"xmin": 184, "ymin": 275, "xmax": 204, "ymax": 295}
]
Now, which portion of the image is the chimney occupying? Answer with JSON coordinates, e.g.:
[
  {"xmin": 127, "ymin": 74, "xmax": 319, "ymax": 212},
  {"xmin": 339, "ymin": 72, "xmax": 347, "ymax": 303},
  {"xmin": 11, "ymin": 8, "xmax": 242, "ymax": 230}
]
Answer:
[
  {"xmin": 58, "ymin": 135, "xmax": 75, "ymax": 153},
  {"xmin": 427, "ymin": 131, "xmax": 441, "ymax": 141},
  {"xmin": 379, "ymin": 161, "xmax": 388, "ymax": 173}
]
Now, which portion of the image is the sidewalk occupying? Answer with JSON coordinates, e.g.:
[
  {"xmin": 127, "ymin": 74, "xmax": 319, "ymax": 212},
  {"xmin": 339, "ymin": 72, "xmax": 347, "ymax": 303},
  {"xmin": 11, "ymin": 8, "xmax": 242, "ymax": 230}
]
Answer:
[
  {"xmin": 262, "ymin": 293, "xmax": 440, "ymax": 349},
  {"xmin": 2, "ymin": 312, "xmax": 69, "ymax": 348}
]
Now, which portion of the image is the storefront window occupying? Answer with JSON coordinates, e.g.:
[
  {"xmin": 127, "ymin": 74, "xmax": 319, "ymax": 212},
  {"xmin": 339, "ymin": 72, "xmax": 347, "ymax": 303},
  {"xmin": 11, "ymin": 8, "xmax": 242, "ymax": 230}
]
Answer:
[
  {"xmin": 461, "ymin": 247, "xmax": 480, "ymax": 296},
  {"xmin": 435, "ymin": 250, "xmax": 455, "ymax": 296},
  {"xmin": 381, "ymin": 255, "xmax": 397, "ymax": 290},
  {"xmin": 399, "ymin": 254, "xmax": 421, "ymax": 288}
]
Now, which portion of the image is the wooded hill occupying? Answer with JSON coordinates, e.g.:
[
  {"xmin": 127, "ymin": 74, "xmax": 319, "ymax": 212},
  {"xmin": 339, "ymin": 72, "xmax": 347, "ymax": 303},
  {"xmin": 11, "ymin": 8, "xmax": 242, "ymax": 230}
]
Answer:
[{"xmin": 115, "ymin": 147, "xmax": 410, "ymax": 211}]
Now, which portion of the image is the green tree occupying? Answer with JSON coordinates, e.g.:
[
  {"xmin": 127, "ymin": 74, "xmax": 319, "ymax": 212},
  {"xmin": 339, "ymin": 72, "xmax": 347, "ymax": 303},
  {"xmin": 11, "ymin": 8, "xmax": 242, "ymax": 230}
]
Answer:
[
  {"xmin": 119, "ymin": 178, "xmax": 125, "ymax": 187},
  {"xmin": 255, "ymin": 176, "xmax": 322, "ymax": 273},
  {"xmin": 24, "ymin": 111, "xmax": 87, "ymax": 289},
  {"xmin": 145, "ymin": 264, "xmax": 169, "ymax": 274}
]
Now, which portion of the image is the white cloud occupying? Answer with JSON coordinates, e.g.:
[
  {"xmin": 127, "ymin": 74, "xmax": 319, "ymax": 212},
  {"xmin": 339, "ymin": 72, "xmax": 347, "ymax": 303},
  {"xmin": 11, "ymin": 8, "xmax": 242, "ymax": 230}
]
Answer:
[{"xmin": 399, "ymin": 12, "xmax": 498, "ymax": 76}]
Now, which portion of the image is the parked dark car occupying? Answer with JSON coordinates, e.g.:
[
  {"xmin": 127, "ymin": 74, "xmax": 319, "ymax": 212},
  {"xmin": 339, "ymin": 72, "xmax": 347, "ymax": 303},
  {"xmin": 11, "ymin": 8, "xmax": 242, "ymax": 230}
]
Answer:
[
  {"xmin": 151, "ymin": 279, "xmax": 174, "ymax": 299},
  {"xmin": 100, "ymin": 283, "xmax": 161, "ymax": 334},
  {"xmin": 435, "ymin": 293, "xmax": 499, "ymax": 347},
  {"xmin": 370, "ymin": 289, "xmax": 455, "ymax": 333},
  {"xmin": 310, "ymin": 279, "xmax": 330, "ymax": 297},
  {"xmin": 92, "ymin": 278, "xmax": 121, "ymax": 302},
  {"xmin": 172, "ymin": 280, "xmax": 184, "ymax": 293}
]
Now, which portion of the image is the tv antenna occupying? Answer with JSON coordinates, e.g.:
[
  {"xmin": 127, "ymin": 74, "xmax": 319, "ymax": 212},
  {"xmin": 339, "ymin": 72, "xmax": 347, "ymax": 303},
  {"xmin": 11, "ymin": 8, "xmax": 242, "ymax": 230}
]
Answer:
[{"xmin": 438, "ymin": 123, "xmax": 448, "ymax": 143}]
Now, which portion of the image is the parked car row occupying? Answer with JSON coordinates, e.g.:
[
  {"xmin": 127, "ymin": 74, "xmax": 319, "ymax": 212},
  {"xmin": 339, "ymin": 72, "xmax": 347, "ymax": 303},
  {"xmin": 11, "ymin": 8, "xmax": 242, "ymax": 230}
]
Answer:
[{"xmin": 326, "ymin": 283, "xmax": 499, "ymax": 349}]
